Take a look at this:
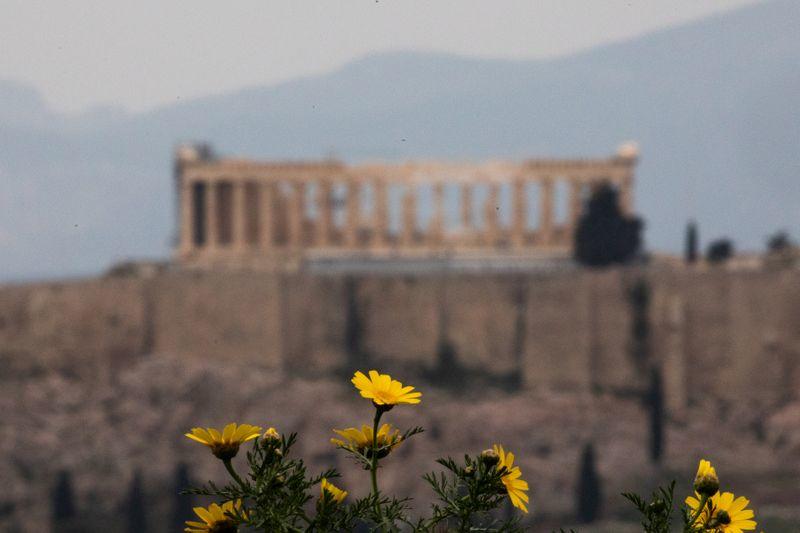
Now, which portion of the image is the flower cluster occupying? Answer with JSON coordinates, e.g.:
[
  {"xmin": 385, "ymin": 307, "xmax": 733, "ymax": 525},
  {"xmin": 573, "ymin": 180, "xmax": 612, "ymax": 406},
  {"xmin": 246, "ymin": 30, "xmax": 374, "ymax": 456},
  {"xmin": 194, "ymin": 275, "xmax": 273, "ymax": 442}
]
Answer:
[
  {"xmin": 184, "ymin": 500, "xmax": 245, "ymax": 533},
  {"xmin": 684, "ymin": 459, "xmax": 756, "ymax": 533},
  {"xmin": 623, "ymin": 458, "xmax": 757, "ymax": 533},
  {"xmin": 181, "ymin": 370, "xmax": 531, "ymax": 531},
  {"xmin": 180, "ymin": 370, "xmax": 756, "ymax": 532}
]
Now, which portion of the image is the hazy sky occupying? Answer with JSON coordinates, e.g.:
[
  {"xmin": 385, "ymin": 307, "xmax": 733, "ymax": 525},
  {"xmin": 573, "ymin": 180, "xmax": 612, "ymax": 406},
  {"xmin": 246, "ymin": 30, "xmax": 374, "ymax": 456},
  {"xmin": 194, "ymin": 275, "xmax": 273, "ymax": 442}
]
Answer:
[{"xmin": 1, "ymin": 0, "xmax": 759, "ymax": 114}]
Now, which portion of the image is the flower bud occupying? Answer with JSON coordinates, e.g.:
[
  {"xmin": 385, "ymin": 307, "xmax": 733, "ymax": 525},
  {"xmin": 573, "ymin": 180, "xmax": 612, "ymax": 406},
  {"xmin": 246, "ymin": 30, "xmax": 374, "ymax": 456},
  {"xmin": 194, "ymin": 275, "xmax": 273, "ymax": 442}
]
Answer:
[
  {"xmin": 262, "ymin": 427, "xmax": 280, "ymax": 441},
  {"xmin": 480, "ymin": 449, "xmax": 500, "ymax": 467},
  {"xmin": 693, "ymin": 472, "xmax": 719, "ymax": 497},
  {"xmin": 464, "ymin": 465, "xmax": 475, "ymax": 477},
  {"xmin": 648, "ymin": 499, "xmax": 666, "ymax": 514}
]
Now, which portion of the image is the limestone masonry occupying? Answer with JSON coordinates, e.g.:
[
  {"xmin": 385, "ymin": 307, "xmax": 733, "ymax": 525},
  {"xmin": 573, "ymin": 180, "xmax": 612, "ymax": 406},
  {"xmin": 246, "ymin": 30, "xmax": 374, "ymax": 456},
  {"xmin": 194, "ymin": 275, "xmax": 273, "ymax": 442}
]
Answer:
[{"xmin": 2, "ymin": 268, "xmax": 797, "ymax": 416}]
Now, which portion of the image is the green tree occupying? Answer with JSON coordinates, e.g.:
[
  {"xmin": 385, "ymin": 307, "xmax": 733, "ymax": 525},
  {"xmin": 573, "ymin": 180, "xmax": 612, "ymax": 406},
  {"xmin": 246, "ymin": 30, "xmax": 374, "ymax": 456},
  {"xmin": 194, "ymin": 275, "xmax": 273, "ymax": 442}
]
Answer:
[
  {"xmin": 767, "ymin": 230, "xmax": 792, "ymax": 253},
  {"xmin": 706, "ymin": 239, "xmax": 733, "ymax": 264},
  {"xmin": 574, "ymin": 184, "xmax": 643, "ymax": 267}
]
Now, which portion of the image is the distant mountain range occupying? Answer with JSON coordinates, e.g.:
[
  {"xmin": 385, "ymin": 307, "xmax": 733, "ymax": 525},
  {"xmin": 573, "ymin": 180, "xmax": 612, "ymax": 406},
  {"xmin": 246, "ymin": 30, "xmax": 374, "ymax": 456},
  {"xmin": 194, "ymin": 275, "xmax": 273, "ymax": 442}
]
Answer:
[{"xmin": 1, "ymin": 0, "xmax": 798, "ymax": 281}]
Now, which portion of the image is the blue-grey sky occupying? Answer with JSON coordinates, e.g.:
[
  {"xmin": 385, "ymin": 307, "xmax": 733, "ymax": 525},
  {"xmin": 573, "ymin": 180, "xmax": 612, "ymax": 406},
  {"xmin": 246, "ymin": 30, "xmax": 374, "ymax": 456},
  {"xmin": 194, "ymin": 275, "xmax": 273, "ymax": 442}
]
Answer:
[{"xmin": 0, "ymin": 0, "xmax": 759, "ymax": 113}]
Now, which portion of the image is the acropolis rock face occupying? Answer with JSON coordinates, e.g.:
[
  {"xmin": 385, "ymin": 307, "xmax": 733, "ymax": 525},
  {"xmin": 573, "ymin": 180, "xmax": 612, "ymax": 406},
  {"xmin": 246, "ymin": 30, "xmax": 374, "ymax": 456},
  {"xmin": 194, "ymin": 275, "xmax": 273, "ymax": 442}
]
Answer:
[{"xmin": 2, "ymin": 267, "xmax": 800, "ymax": 531}]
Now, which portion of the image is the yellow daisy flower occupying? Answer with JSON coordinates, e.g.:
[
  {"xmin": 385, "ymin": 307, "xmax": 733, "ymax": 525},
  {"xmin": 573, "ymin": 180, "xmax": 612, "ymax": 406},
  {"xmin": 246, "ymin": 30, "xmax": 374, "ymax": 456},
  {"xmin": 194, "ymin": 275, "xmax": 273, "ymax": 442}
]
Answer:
[
  {"xmin": 493, "ymin": 444, "xmax": 530, "ymax": 513},
  {"xmin": 693, "ymin": 458, "xmax": 720, "ymax": 496},
  {"xmin": 184, "ymin": 500, "xmax": 245, "ymax": 533},
  {"xmin": 685, "ymin": 491, "xmax": 756, "ymax": 532},
  {"xmin": 351, "ymin": 370, "xmax": 422, "ymax": 406},
  {"xmin": 185, "ymin": 423, "xmax": 262, "ymax": 460},
  {"xmin": 320, "ymin": 478, "xmax": 348, "ymax": 504},
  {"xmin": 331, "ymin": 423, "xmax": 402, "ymax": 458}
]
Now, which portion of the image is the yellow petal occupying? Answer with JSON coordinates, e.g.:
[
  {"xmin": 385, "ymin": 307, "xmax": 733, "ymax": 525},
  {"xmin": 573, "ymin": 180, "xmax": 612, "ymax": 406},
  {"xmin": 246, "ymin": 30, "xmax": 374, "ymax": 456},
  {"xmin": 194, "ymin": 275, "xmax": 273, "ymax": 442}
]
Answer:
[
  {"xmin": 185, "ymin": 433, "xmax": 210, "ymax": 445},
  {"xmin": 193, "ymin": 506, "xmax": 214, "ymax": 524}
]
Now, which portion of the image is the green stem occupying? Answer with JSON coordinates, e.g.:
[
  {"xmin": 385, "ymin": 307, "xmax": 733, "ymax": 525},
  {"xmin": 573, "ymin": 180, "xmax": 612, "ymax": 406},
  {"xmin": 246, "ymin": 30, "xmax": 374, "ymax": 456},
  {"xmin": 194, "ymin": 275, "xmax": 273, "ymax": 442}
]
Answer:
[
  {"xmin": 685, "ymin": 494, "xmax": 709, "ymax": 533},
  {"xmin": 370, "ymin": 406, "xmax": 385, "ymax": 524},
  {"xmin": 223, "ymin": 458, "xmax": 247, "ymax": 490}
]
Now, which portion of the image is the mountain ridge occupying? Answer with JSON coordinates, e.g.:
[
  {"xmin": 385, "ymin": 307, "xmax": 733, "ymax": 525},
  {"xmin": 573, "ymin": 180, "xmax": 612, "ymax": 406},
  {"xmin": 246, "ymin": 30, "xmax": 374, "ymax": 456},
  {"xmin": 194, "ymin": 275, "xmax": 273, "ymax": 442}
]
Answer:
[{"xmin": 1, "ymin": 0, "xmax": 798, "ymax": 281}]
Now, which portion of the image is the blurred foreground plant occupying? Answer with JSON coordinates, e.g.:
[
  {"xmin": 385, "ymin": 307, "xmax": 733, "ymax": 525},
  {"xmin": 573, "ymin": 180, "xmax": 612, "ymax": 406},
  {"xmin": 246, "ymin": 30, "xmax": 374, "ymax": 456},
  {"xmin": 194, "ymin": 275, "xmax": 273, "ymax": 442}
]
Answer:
[{"xmin": 182, "ymin": 370, "xmax": 757, "ymax": 532}]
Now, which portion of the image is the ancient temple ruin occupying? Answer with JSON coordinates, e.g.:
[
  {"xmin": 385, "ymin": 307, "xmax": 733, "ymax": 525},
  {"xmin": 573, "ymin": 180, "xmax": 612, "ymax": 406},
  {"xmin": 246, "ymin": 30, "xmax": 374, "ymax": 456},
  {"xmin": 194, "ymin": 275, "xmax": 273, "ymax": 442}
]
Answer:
[{"xmin": 174, "ymin": 143, "xmax": 637, "ymax": 268}]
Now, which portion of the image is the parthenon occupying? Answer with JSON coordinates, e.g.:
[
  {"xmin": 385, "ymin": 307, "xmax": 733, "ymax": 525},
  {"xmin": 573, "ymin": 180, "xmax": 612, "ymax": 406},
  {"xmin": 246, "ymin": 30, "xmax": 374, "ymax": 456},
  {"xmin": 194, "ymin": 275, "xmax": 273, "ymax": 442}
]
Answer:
[{"xmin": 174, "ymin": 143, "xmax": 637, "ymax": 268}]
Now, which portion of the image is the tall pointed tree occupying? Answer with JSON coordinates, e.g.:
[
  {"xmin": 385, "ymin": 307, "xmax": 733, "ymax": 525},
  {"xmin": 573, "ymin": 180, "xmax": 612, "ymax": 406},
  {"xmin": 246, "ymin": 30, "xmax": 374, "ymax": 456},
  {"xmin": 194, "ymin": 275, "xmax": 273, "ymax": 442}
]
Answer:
[
  {"xmin": 685, "ymin": 220, "xmax": 698, "ymax": 264},
  {"xmin": 124, "ymin": 471, "xmax": 147, "ymax": 533},
  {"xmin": 576, "ymin": 443, "xmax": 602, "ymax": 523},
  {"xmin": 170, "ymin": 463, "xmax": 194, "ymax": 532},
  {"xmin": 51, "ymin": 470, "xmax": 76, "ymax": 533}
]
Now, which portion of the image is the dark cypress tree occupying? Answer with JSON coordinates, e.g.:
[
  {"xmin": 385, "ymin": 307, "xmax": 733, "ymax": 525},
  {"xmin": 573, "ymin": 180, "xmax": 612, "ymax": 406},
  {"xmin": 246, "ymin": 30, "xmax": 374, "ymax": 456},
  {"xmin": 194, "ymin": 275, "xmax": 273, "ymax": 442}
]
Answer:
[
  {"xmin": 685, "ymin": 220, "xmax": 698, "ymax": 264},
  {"xmin": 574, "ymin": 183, "xmax": 643, "ymax": 267},
  {"xmin": 576, "ymin": 443, "xmax": 602, "ymax": 523},
  {"xmin": 51, "ymin": 470, "xmax": 76, "ymax": 532},
  {"xmin": 124, "ymin": 471, "xmax": 147, "ymax": 533},
  {"xmin": 767, "ymin": 230, "xmax": 792, "ymax": 253},
  {"xmin": 706, "ymin": 239, "xmax": 734, "ymax": 264},
  {"xmin": 170, "ymin": 463, "xmax": 194, "ymax": 533},
  {"xmin": 648, "ymin": 366, "xmax": 665, "ymax": 463}
]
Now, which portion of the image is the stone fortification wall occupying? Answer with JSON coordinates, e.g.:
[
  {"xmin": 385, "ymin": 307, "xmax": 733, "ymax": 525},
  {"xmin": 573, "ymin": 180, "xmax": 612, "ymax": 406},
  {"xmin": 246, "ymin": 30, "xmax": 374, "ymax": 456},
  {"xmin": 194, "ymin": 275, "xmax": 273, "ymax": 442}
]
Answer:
[
  {"xmin": 3, "ymin": 267, "xmax": 800, "ymax": 531},
  {"xmin": 1, "ymin": 267, "xmax": 798, "ymax": 410}
]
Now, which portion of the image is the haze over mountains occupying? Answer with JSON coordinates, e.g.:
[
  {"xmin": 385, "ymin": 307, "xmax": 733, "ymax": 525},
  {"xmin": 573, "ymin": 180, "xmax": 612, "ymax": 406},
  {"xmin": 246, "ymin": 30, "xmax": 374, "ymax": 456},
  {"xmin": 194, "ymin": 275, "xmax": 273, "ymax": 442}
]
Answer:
[{"xmin": 1, "ymin": 0, "xmax": 798, "ymax": 281}]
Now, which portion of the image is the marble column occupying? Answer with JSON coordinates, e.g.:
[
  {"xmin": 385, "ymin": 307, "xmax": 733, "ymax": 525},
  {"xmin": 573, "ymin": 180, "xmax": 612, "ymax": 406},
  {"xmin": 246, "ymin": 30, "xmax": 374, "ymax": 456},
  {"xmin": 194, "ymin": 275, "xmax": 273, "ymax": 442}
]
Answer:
[
  {"xmin": 511, "ymin": 178, "xmax": 526, "ymax": 247},
  {"xmin": 259, "ymin": 182, "xmax": 275, "ymax": 250},
  {"xmin": 568, "ymin": 179, "xmax": 583, "ymax": 238},
  {"xmin": 402, "ymin": 185, "xmax": 416, "ymax": 246},
  {"xmin": 179, "ymin": 178, "xmax": 193, "ymax": 253},
  {"xmin": 345, "ymin": 181, "xmax": 359, "ymax": 247},
  {"xmin": 460, "ymin": 183, "xmax": 473, "ymax": 231},
  {"xmin": 484, "ymin": 182, "xmax": 499, "ymax": 245},
  {"xmin": 231, "ymin": 179, "xmax": 246, "ymax": 251},
  {"xmin": 619, "ymin": 174, "xmax": 633, "ymax": 216},
  {"xmin": 539, "ymin": 177, "xmax": 553, "ymax": 246},
  {"xmin": 373, "ymin": 180, "xmax": 388, "ymax": 247},
  {"xmin": 205, "ymin": 180, "xmax": 218, "ymax": 250},
  {"xmin": 430, "ymin": 182, "xmax": 445, "ymax": 244},
  {"xmin": 287, "ymin": 182, "xmax": 304, "ymax": 247},
  {"xmin": 317, "ymin": 180, "xmax": 332, "ymax": 246}
]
